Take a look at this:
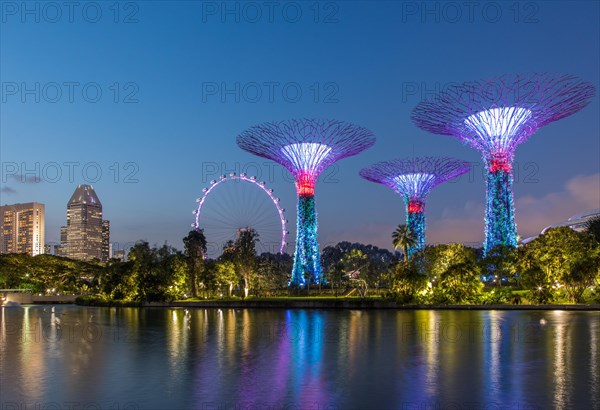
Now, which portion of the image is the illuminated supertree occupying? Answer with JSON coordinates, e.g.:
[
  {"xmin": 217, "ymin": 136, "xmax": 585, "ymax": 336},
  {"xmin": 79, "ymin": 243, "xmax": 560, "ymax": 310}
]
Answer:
[
  {"xmin": 411, "ymin": 73, "xmax": 595, "ymax": 253},
  {"xmin": 237, "ymin": 119, "xmax": 375, "ymax": 287},
  {"xmin": 360, "ymin": 157, "xmax": 470, "ymax": 255}
]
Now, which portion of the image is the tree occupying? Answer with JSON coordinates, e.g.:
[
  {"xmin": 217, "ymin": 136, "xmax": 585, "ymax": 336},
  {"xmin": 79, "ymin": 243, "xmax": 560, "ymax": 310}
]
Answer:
[
  {"xmin": 128, "ymin": 241, "xmax": 156, "ymax": 301},
  {"xmin": 435, "ymin": 260, "xmax": 483, "ymax": 304},
  {"xmin": 523, "ymin": 227, "xmax": 598, "ymax": 301},
  {"xmin": 183, "ymin": 229, "xmax": 207, "ymax": 298},
  {"xmin": 257, "ymin": 252, "xmax": 292, "ymax": 290},
  {"xmin": 233, "ymin": 228, "xmax": 259, "ymax": 298},
  {"xmin": 321, "ymin": 242, "xmax": 396, "ymax": 291},
  {"xmin": 420, "ymin": 243, "xmax": 478, "ymax": 283},
  {"xmin": 564, "ymin": 255, "xmax": 600, "ymax": 303},
  {"xmin": 586, "ymin": 216, "xmax": 600, "ymax": 243},
  {"xmin": 392, "ymin": 261, "xmax": 428, "ymax": 303},
  {"xmin": 214, "ymin": 261, "xmax": 239, "ymax": 297},
  {"xmin": 392, "ymin": 224, "xmax": 417, "ymax": 263},
  {"xmin": 101, "ymin": 259, "xmax": 135, "ymax": 300},
  {"xmin": 480, "ymin": 245, "xmax": 517, "ymax": 287},
  {"xmin": 521, "ymin": 265, "xmax": 553, "ymax": 304}
]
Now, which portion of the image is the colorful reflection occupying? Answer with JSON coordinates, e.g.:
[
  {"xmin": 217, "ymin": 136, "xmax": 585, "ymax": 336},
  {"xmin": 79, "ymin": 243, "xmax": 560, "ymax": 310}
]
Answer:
[{"xmin": 0, "ymin": 307, "xmax": 598, "ymax": 409}]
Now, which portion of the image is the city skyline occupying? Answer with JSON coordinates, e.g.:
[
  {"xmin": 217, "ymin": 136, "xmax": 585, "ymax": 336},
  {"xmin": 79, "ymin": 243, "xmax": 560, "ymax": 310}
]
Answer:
[{"xmin": 1, "ymin": 1, "xmax": 598, "ymax": 252}]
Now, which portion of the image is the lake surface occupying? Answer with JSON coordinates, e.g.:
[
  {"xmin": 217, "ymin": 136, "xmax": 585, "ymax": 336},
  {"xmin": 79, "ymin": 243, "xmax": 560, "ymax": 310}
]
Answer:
[{"xmin": 1, "ymin": 306, "xmax": 598, "ymax": 410}]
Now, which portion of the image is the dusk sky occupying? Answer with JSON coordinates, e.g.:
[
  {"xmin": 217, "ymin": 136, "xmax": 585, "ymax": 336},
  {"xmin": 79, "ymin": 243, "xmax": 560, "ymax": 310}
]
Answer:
[{"xmin": 1, "ymin": 1, "xmax": 598, "ymax": 253}]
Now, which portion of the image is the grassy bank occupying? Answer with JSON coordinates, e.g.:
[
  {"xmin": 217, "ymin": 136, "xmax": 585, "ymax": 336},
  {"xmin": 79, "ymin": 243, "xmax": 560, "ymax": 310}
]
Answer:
[{"xmin": 75, "ymin": 295, "xmax": 600, "ymax": 310}]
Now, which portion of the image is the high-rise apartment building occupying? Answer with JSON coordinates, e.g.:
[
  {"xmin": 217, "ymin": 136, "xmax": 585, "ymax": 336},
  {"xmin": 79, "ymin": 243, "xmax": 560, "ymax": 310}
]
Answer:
[
  {"xmin": 0, "ymin": 202, "xmax": 45, "ymax": 256},
  {"xmin": 63, "ymin": 185, "xmax": 109, "ymax": 261}
]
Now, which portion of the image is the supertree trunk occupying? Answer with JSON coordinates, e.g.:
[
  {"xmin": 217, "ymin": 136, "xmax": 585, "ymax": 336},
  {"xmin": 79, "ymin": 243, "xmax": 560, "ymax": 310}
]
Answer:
[
  {"xmin": 290, "ymin": 194, "xmax": 322, "ymax": 286},
  {"xmin": 406, "ymin": 201, "xmax": 426, "ymax": 256},
  {"xmin": 484, "ymin": 167, "xmax": 517, "ymax": 252}
]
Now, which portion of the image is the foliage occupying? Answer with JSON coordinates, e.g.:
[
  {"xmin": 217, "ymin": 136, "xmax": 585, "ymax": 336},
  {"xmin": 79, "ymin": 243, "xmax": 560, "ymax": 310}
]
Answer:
[
  {"xmin": 392, "ymin": 224, "xmax": 417, "ymax": 263},
  {"xmin": 520, "ymin": 266, "xmax": 553, "ymax": 304},
  {"xmin": 0, "ymin": 253, "xmax": 101, "ymax": 295},
  {"xmin": 391, "ymin": 261, "xmax": 428, "ymax": 304},
  {"xmin": 586, "ymin": 216, "xmax": 600, "ymax": 243},
  {"xmin": 233, "ymin": 228, "xmax": 259, "ymax": 297},
  {"xmin": 3, "ymin": 223, "xmax": 599, "ymax": 305},
  {"xmin": 480, "ymin": 245, "xmax": 517, "ymax": 286},
  {"xmin": 479, "ymin": 287, "xmax": 517, "ymax": 305},
  {"xmin": 520, "ymin": 228, "xmax": 598, "ymax": 303},
  {"xmin": 432, "ymin": 260, "xmax": 483, "ymax": 304},
  {"xmin": 322, "ymin": 241, "xmax": 396, "ymax": 290},
  {"xmin": 183, "ymin": 229, "xmax": 207, "ymax": 298},
  {"xmin": 418, "ymin": 243, "xmax": 478, "ymax": 282},
  {"xmin": 213, "ymin": 261, "xmax": 239, "ymax": 297},
  {"xmin": 126, "ymin": 241, "xmax": 188, "ymax": 302}
]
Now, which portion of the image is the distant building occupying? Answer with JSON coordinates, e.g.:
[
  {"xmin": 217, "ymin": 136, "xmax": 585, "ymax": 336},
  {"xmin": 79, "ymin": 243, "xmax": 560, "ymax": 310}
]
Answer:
[
  {"xmin": 113, "ymin": 248, "xmax": 127, "ymax": 261},
  {"xmin": 102, "ymin": 220, "xmax": 110, "ymax": 262},
  {"xmin": 56, "ymin": 226, "xmax": 67, "ymax": 256},
  {"xmin": 0, "ymin": 202, "xmax": 45, "ymax": 256},
  {"xmin": 540, "ymin": 209, "xmax": 600, "ymax": 234},
  {"xmin": 63, "ymin": 185, "xmax": 106, "ymax": 261},
  {"xmin": 521, "ymin": 209, "xmax": 600, "ymax": 244}
]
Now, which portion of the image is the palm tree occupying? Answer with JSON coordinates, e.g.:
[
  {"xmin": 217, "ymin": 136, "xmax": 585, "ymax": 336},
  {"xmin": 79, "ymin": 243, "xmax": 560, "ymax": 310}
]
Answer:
[{"xmin": 392, "ymin": 224, "xmax": 417, "ymax": 263}]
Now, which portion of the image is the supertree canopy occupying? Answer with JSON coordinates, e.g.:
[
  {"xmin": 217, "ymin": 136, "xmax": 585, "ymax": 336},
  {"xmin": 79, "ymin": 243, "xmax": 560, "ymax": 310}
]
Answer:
[
  {"xmin": 360, "ymin": 157, "xmax": 470, "ymax": 255},
  {"xmin": 411, "ymin": 73, "xmax": 595, "ymax": 253},
  {"xmin": 237, "ymin": 119, "xmax": 375, "ymax": 286}
]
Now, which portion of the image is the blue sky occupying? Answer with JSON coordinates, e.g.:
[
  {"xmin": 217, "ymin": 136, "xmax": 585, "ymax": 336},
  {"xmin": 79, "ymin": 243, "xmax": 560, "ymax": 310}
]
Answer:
[{"xmin": 1, "ymin": 1, "xmax": 599, "ymax": 252}]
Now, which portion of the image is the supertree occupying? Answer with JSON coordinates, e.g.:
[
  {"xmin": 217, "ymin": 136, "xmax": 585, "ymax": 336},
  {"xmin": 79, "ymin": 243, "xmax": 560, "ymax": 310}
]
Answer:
[
  {"xmin": 411, "ymin": 73, "xmax": 595, "ymax": 253},
  {"xmin": 360, "ymin": 157, "xmax": 470, "ymax": 255},
  {"xmin": 237, "ymin": 119, "xmax": 375, "ymax": 287}
]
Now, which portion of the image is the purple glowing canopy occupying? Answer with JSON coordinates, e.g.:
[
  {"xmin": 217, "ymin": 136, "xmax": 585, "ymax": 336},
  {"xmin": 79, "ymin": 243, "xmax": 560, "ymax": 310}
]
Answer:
[
  {"xmin": 236, "ymin": 119, "xmax": 376, "ymax": 178},
  {"xmin": 411, "ymin": 73, "xmax": 595, "ymax": 161},
  {"xmin": 360, "ymin": 157, "xmax": 471, "ymax": 201}
]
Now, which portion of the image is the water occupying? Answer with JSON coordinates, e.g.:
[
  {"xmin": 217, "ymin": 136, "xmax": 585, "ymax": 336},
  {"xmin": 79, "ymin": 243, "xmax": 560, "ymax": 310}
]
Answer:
[{"xmin": 1, "ymin": 306, "xmax": 598, "ymax": 410}]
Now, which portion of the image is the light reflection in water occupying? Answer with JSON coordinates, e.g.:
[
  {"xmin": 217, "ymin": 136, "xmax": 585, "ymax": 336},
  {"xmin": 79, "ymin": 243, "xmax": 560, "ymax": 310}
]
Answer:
[
  {"xmin": 423, "ymin": 310, "xmax": 439, "ymax": 398},
  {"xmin": 0, "ymin": 306, "xmax": 598, "ymax": 410},
  {"xmin": 590, "ymin": 315, "xmax": 599, "ymax": 408},
  {"xmin": 552, "ymin": 311, "xmax": 571, "ymax": 409}
]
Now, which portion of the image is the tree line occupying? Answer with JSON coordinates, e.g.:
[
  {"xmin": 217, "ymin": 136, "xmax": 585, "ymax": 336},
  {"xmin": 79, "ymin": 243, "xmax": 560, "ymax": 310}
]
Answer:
[{"xmin": 1, "ymin": 218, "xmax": 599, "ymax": 304}]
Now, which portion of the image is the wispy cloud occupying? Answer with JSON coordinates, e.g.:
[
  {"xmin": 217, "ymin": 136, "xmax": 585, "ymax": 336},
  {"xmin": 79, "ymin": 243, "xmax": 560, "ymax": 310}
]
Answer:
[
  {"xmin": 10, "ymin": 174, "xmax": 42, "ymax": 184},
  {"xmin": 1, "ymin": 186, "xmax": 17, "ymax": 194},
  {"xmin": 515, "ymin": 173, "xmax": 599, "ymax": 237}
]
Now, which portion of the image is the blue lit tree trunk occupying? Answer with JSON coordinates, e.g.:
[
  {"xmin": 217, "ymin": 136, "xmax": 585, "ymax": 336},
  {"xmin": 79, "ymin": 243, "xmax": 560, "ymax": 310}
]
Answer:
[
  {"xmin": 290, "ymin": 195, "xmax": 322, "ymax": 286},
  {"xmin": 406, "ymin": 209, "xmax": 425, "ymax": 256},
  {"xmin": 484, "ymin": 168, "xmax": 517, "ymax": 254}
]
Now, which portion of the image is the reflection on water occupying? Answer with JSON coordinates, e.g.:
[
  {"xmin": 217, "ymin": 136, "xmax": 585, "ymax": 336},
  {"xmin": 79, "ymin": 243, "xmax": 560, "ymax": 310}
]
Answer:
[{"xmin": 1, "ymin": 306, "xmax": 598, "ymax": 410}]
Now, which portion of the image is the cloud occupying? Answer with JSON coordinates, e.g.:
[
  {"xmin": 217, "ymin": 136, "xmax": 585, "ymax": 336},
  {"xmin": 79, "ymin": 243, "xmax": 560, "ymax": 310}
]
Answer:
[
  {"xmin": 10, "ymin": 174, "xmax": 42, "ymax": 184},
  {"xmin": 515, "ymin": 173, "xmax": 599, "ymax": 238},
  {"xmin": 1, "ymin": 186, "xmax": 17, "ymax": 194}
]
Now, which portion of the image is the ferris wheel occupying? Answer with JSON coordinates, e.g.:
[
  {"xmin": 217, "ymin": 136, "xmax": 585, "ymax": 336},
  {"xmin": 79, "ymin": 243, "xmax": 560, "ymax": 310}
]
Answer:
[{"xmin": 192, "ymin": 173, "xmax": 288, "ymax": 258}]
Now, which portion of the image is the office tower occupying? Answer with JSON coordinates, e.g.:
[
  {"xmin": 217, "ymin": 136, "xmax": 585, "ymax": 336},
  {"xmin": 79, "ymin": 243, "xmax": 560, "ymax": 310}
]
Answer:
[
  {"xmin": 64, "ymin": 185, "xmax": 104, "ymax": 261},
  {"xmin": 102, "ymin": 220, "xmax": 110, "ymax": 262},
  {"xmin": 0, "ymin": 202, "xmax": 45, "ymax": 256}
]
